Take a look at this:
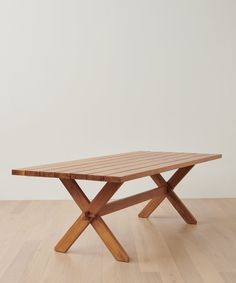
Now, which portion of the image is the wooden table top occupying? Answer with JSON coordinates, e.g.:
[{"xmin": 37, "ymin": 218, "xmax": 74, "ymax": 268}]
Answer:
[{"xmin": 12, "ymin": 151, "xmax": 221, "ymax": 182}]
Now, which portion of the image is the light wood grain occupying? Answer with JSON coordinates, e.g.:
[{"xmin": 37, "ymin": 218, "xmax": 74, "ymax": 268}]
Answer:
[
  {"xmin": 1, "ymin": 200, "xmax": 235, "ymax": 283},
  {"xmin": 12, "ymin": 151, "xmax": 221, "ymax": 182}
]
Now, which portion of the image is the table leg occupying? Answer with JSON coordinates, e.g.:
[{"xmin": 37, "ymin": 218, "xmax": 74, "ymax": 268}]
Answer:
[
  {"xmin": 54, "ymin": 179, "xmax": 129, "ymax": 262},
  {"xmin": 167, "ymin": 189, "xmax": 197, "ymax": 224},
  {"xmin": 138, "ymin": 166, "xmax": 197, "ymax": 224},
  {"xmin": 54, "ymin": 214, "xmax": 90, "ymax": 253}
]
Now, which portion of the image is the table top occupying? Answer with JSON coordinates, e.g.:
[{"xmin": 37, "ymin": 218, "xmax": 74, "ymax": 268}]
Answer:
[{"xmin": 12, "ymin": 151, "xmax": 221, "ymax": 182}]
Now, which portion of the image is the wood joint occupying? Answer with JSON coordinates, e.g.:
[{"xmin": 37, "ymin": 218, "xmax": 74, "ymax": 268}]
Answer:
[
  {"xmin": 82, "ymin": 211, "xmax": 96, "ymax": 221},
  {"xmin": 166, "ymin": 182, "xmax": 174, "ymax": 191}
]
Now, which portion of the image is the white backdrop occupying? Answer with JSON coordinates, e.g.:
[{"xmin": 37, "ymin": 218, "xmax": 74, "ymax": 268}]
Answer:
[{"xmin": 0, "ymin": 0, "xmax": 235, "ymax": 199}]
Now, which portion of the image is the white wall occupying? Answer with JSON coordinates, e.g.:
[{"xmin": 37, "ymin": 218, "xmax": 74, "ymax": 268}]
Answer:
[{"xmin": 0, "ymin": 0, "xmax": 235, "ymax": 200}]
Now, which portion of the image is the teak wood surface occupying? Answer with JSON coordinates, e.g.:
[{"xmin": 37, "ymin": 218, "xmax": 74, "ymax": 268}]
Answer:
[{"xmin": 12, "ymin": 151, "xmax": 221, "ymax": 262}]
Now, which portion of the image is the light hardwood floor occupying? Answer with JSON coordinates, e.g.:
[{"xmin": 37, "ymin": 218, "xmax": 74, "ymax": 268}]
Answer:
[{"xmin": 0, "ymin": 199, "xmax": 236, "ymax": 283}]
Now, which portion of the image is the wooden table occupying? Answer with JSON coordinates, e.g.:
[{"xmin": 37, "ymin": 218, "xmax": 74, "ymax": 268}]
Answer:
[{"xmin": 12, "ymin": 151, "xmax": 221, "ymax": 262}]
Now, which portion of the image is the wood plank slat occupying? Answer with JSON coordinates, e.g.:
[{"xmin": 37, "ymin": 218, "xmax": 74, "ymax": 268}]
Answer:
[
  {"xmin": 65, "ymin": 152, "xmax": 196, "ymax": 175},
  {"xmin": 110, "ymin": 153, "xmax": 221, "ymax": 182},
  {"xmin": 45, "ymin": 152, "xmax": 178, "ymax": 173},
  {"xmin": 12, "ymin": 151, "xmax": 157, "ymax": 178},
  {"xmin": 17, "ymin": 151, "xmax": 186, "ymax": 176},
  {"xmin": 11, "ymin": 151, "xmax": 191, "ymax": 174},
  {"xmin": 17, "ymin": 151, "xmax": 149, "ymax": 171},
  {"xmin": 78, "ymin": 153, "xmax": 202, "ymax": 176},
  {"xmin": 69, "ymin": 153, "xmax": 220, "ymax": 182},
  {"xmin": 12, "ymin": 151, "xmax": 222, "ymax": 182}
]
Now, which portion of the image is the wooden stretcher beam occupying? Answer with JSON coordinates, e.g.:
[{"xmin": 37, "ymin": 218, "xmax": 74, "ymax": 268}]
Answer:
[{"xmin": 99, "ymin": 186, "xmax": 167, "ymax": 216}]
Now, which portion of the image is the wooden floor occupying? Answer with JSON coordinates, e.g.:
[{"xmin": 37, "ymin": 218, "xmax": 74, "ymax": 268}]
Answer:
[{"xmin": 0, "ymin": 199, "xmax": 236, "ymax": 283}]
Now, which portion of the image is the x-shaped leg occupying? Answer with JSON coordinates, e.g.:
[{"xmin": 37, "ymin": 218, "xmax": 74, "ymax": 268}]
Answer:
[
  {"xmin": 138, "ymin": 165, "xmax": 197, "ymax": 224},
  {"xmin": 54, "ymin": 179, "xmax": 129, "ymax": 262}
]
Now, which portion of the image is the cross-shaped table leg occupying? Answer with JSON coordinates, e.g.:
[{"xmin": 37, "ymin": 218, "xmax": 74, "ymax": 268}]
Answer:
[
  {"xmin": 138, "ymin": 165, "xmax": 197, "ymax": 224},
  {"xmin": 54, "ymin": 179, "xmax": 129, "ymax": 262}
]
